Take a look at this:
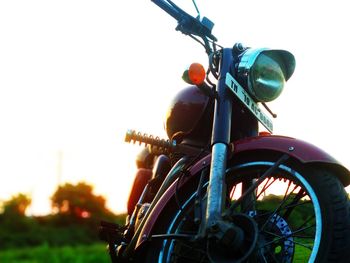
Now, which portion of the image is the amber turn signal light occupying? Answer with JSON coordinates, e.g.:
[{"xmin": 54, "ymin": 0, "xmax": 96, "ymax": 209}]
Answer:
[{"xmin": 182, "ymin": 63, "xmax": 206, "ymax": 85}]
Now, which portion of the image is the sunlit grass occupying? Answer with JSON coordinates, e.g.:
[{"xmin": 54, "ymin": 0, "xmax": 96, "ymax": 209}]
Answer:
[
  {"xmin": 0, "ymin": 243, "xmax": 110, "ymax": 263},
  {"xmin": 293, "ymin": 244, "xmax": 312, "ymax": 262},
  {"xmin": 0, "ymin": 241, "xmax": 312, "ymax": 262}
]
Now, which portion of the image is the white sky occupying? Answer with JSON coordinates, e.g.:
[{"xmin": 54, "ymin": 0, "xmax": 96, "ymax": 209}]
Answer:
[{"xmin": 0, "ymin": 0, "xmax": 349, "ymax": 215}]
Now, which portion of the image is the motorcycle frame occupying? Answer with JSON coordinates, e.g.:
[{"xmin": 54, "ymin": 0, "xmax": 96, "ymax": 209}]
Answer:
[
  {"xmin": 121, "ymin": 48, "xmax": 245, "ymax": 259},
  {"xmin": 122, "ymin": 48, "xmax": 261, "ymax": 259},
  {"xmin": 119, "ymin": 0, "xmax": 350, "ymax": 260},
  {"xmin": 121, "ymin": 47, "xmax": 350, "ymax": 258}
]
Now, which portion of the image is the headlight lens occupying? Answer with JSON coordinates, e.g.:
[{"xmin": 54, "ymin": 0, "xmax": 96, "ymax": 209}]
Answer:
[
  {"xmin": 251, "ymin": 53, "xmax": 285, "ymax": 102},
  {"xmin": 238, "ymin": 48, "xmax": 295, "ymax": 102}
]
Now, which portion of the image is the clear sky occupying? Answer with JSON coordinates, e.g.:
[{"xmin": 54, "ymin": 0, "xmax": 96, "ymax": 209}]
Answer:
[{"xmin": 0, "ymin": 0, "xmax": 349, "ymax": 215}]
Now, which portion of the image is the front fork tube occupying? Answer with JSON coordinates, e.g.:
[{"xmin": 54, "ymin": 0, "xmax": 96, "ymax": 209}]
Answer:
[
  {"xmin": 205, "ymin": 48, "xmax": 233, "ymax": 232},
  {"xmin": 205, "ymin": 143, "xmax": 228, "ymax": 228}
]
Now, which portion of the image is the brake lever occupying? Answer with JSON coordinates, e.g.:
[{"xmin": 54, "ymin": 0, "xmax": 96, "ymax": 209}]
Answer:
[{"xmin": 176, "ymin": 15, "xmax": 217, "ymax": 42}]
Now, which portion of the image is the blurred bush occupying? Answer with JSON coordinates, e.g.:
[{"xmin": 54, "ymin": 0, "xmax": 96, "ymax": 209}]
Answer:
[{"xmin": 0, "ymin": 183, "xmax": 126, "ymax": 249}]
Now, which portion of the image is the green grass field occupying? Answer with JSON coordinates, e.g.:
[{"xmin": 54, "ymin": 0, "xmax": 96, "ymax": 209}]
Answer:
[
  {"xmin": 0, "ymin": 243, "xmax": 310, "ymax": 263},
  {"xmin": 0, "ymin": 243, "xmax": 110, "ymax": 263}
]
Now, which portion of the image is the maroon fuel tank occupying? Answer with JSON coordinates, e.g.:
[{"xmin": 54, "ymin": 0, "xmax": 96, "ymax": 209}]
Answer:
[
  {"xmin": 135, "ymin": 135, "xmax": 350, "ymax": 250},
  {"xmin": 164, "ymin": 85, "xmax": 213, "ymax": 144}
]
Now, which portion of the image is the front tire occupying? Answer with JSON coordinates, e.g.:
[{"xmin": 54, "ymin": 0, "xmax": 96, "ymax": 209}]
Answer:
[{"xmin": 145, "ymin": 158, "xmax": 350, "ymax": 262}]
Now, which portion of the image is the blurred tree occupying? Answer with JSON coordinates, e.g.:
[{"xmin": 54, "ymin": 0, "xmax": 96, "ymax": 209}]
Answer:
[
  {"xmin": 0, "ymin": 193, "xmax": 42, "ymax": 248},
  {"xmin": 51, "ymin": 182, "xmax": 113, "ymax": 219},
  {"xmin": 2, "ymin": 193, "xmax": 31, "ymax": 216}
]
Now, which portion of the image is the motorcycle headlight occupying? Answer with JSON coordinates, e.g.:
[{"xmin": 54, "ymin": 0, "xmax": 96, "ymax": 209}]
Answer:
[{"xmin": 237, "ymin": 48, "xmax": 296, "ymax": 102}]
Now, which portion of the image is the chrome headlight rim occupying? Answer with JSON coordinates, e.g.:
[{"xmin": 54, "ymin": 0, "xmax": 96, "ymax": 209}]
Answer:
[{"xmin": 237, "ymin": 48, "xmax": 296, "ymax": 102}]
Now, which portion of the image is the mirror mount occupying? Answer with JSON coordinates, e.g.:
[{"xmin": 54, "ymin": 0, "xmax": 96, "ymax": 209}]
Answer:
[{"xmin": 192, "ymin": 0, "xmax": 201, "ymax": 18}]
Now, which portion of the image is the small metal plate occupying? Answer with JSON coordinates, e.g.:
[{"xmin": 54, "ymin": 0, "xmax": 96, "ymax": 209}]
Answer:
[{"xmin": 225, "ymin": 72, "xmax": 273, "ymax": 133}]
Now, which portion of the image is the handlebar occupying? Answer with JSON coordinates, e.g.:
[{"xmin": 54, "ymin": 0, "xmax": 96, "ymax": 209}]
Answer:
[
  {"xmin": 151, "ymin": 0, "xmax": 183, "ymax": 21},
  {"xmin": 151, "ymin": 0, "xmax": 217, "ymax": 42}
]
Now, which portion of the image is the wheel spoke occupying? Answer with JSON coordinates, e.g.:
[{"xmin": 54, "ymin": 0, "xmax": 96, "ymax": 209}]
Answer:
[
  {"xmin": 292, "ymin": 224, "xmax": 316, "ymax": 235},
  {"xmin": 159, "ymin": 161, "xmax": 330, "ymax": 262},
  {"xmin": 283, "ymin": 199, "xmax": 311, "ymax": 210},
  {"xmin": 260, "ymin": 224, "xmax": 315, "ymax": 251},
  {"xmin": 295, "ymin": 215, "xmax": 315, "ymax": 232},
  {"xmin": 291, "ymin": 239, "xmax": 313, "ymax": 250},
  {"xmin": 282, "ymin": 187, "xmax": 307, "ymax": 219},
  {"xmin": 256, "ymin": 177, "xmax": 276, "ymax": 199},
  {"xmin": 260, "ymin": 182, "xmax": 299, "ymax": 231}
]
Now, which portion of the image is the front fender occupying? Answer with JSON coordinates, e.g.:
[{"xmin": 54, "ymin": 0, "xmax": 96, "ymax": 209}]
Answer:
[
  {"xmin": 135, "ymin": 135, "xmax": 350, "ymax": 250},
  {"xmin": 233, "ymin": 135, "xmax": 350, "ymax": 184},
  {"xmin": 188, "ymin": 135, "xmax": 350, "ymax": 185}
]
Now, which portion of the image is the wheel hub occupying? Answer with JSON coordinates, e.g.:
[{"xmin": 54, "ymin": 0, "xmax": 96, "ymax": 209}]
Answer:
[{"xmin": 207, "ymin": 213, "xmax": 258, "ymax": 262}]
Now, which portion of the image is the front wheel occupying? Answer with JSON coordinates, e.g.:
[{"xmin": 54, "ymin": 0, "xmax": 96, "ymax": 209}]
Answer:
[{"xmin": 145, "ymin": 158, "xmax": 350, "ymax": 262}]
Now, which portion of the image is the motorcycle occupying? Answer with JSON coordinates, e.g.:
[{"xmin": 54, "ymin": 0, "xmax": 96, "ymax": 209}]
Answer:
[{"xmin": 100, "ymin": 0, "xmax": 350, "ymax": 262}]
